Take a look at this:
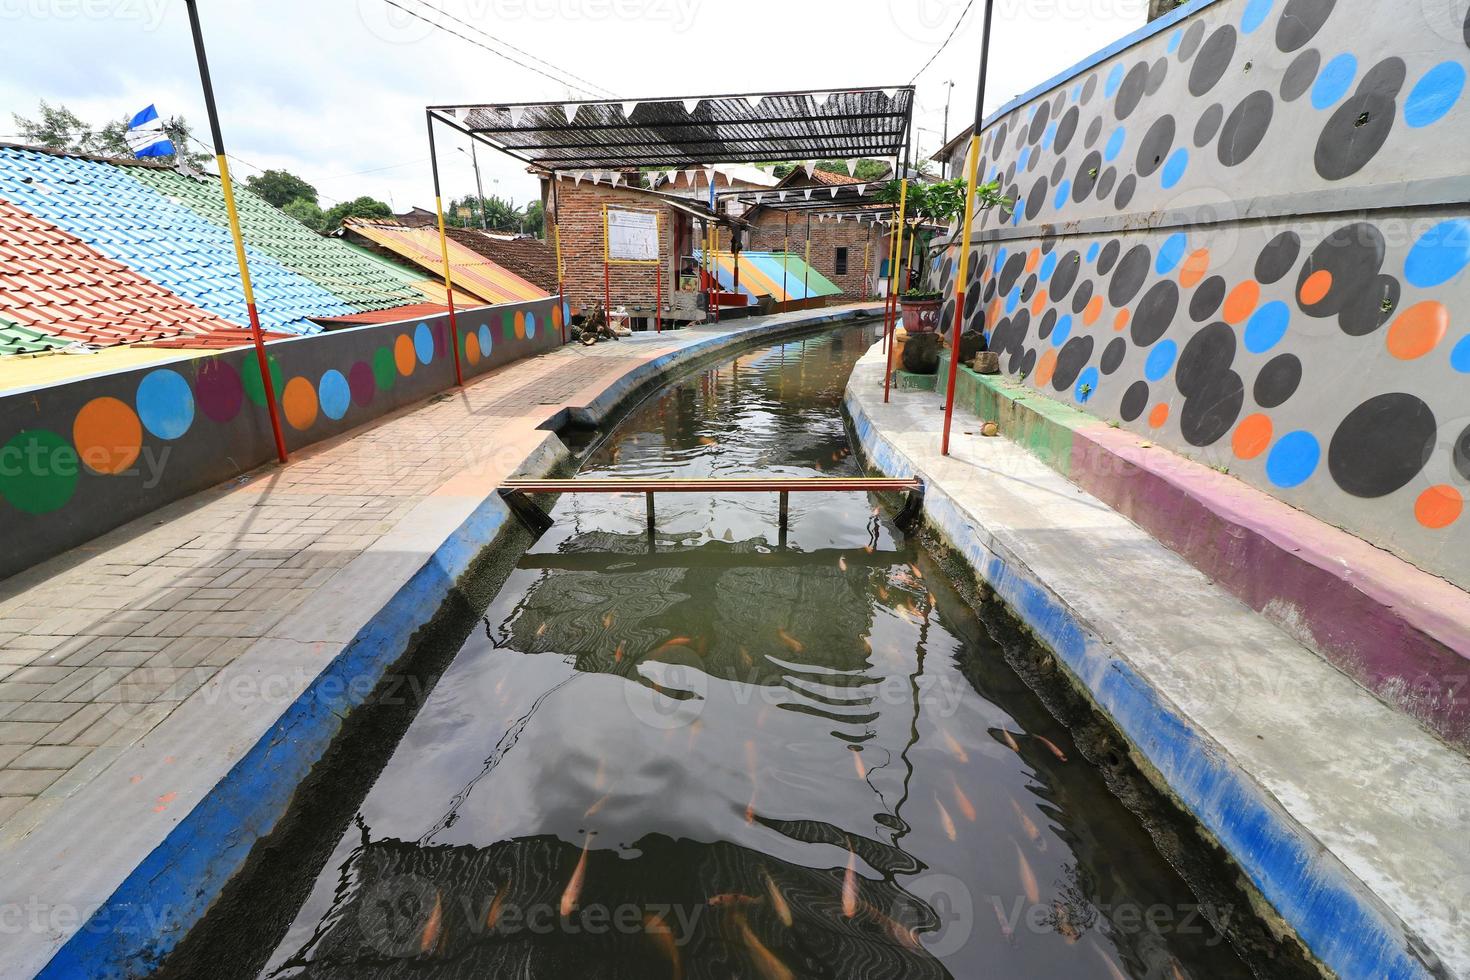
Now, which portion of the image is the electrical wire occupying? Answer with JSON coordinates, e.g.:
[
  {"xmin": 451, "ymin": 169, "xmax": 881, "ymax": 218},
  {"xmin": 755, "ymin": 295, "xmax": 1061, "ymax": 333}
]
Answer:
[
  {"xmin": 379, "ymin": 0, "xmax": 613, "ymax": 99},
  {"xmin": 908, "ymin": 0, "xmax": 978, "ymax": 85}
]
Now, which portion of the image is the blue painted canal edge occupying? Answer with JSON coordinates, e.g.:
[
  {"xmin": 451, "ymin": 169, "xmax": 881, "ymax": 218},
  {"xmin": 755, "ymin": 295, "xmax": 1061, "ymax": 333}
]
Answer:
[
  {"xmin": 842, "ymin": 388, "xmax": 1438, "ymax": 980},
  {"xmin": 37, "ymin": 305, "xmax": 883, "ymax": 979}
]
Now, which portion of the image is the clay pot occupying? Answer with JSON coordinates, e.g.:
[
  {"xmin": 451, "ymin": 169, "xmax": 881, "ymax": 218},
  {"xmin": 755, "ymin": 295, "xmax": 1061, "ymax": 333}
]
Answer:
[{"xmin": 899, "ymin": 298, "xmax": 942, "ymax": 334}]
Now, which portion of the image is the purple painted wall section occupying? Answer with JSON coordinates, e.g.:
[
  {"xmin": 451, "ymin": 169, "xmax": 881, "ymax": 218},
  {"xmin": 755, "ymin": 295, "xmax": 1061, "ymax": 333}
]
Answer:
[{"xmin": 1070, "ymin": 422, "xmax": 1470, "ymax": 749}]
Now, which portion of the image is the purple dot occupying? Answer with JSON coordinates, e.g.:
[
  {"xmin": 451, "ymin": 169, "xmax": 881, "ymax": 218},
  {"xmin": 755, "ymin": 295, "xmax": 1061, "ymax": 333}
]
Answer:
[
  {"xmin": 195, "ymin": 358, "xmax": 243, "ymax": 423},
  {"xmin": 348, "ymin": 361, "xmax": 376, "ymax": 406}
]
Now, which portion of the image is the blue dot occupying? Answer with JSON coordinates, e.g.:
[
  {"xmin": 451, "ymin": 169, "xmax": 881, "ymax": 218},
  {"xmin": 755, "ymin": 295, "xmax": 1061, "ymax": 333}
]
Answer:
[
  {"xmin": 1043, "ymin": 123, "xmax": 1057, "ymax": 150},
  {"xmin": 1451, "ymin": 335, "xmax": 1470, "ymax": 373},
  {"xmin": 1105, "ymin": 63, "xmax": 1125, "ymax": 98},
  {"xmin": 1167, "ymin": 28, "xmax": 1182, "ymax": 54},
  {"xmin": 478, "ymin": 323, "xmax": 493, "ymax": 355},
  {"xmin": 1104, "ymin": 127, "xmax": 1126, "ymax": 162},
  {"xmin": 1005, "ymin": 287, "xmax": 1021, "ymax": 314},
  {"xmin": 1161, "ymin": 148, "xmax": 1189, "ymax": 188},
  {"xmin": 414, "ymin": 322, "xmax": 435, "ymax": 364},
  {"xmin": 318, "ymin": 369, "xmax": 350, "ymax": 421},
  {"xmin": 1052, "ymin": 314, "xmax": 1073, "ymax": 346},
  {"xmin": 1267, "ymin": 431, "xmax": 1320, "ymax": 488},
  {"xmin": 1028, "ymin": 104, "xmax": 1038, "ymax": 120},
  {"xmin": 1145, "ymin": 340, "xmax": 1178, "ymax": 381},
  {"xmin": 1312, "ymin": 54, "xmax": 1357, "ymax": 110},
  {"xmin": 1405, "ymin": 62, "xmax": 1465, "ymax": 128},
  {"xmin": 1019, "ymin": 146, "xmax": 1032, "ymax": 169},
  {"xmin": 1039, "ymin": 252, "xmax": 1058, "ymax": 280},
  {"xmin": 1156, "ymin": 233, "xmax": 1187, "ymax": 274},
  {"xmin": 561, "ymin": 301, "xmax": 571, "ymax": 323},
  {"xmin": 1404, "ymin": 219, "xmax": 1470, "ymax": 288},
  {"xmin": 995, "ymin": 247, "xmax": 1009, "ymax": 273},
  {"xmin": 1241, "ymin": 0, "xmax": 1274, "ymax": 34},
  {"xmin": 1053, "ymin": 180, "xmax": 1072, "ymax": 209},
  {"xmin": 1075, "ymin": 366, "xmax": 1100, "ymax": 403},
  {"xmin": 1071, "ymin": 83, "xmax": 1082, "ymax": 102},
  {"xmin": 526, "ymin": 311, "xmax": 537, "ymax": 338},
  {"xmin": 136, "ymin": 369, "xmax": 194, "ymax": 440},
  {"xmin": 1244, "ymin": 301, "xmax": 1291, "ymax": 353},
  {"xmin": 1086, "ymin": 243, "xmax": 1100, "ymax": 263},
  {"xmin": 1011, "ymin": 205, "xmax": 1022, "ymax": 226}
]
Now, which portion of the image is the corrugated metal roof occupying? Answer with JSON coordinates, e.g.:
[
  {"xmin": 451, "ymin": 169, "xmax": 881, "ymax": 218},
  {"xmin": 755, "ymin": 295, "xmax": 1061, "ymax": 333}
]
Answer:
[
  {"xmin": 342, "ymin": 219, "xmax": 549, "ymax": 305},
  {"xmin": 0, "ymin": 314, "xmax": 68, "ymax": 355},
  {"xmin": 0, "ymin": 198, "xmax": 238, "ymax": 348},
  {"xmin": 335, "ymin": 241, "xmax": 488, "ymax": 307},
  {"xmin": 699, "ymin": 250, "xmax": 841, "ymax": 302},
  {"xmin": 126, "ymin": 167, "xmax": 424, "ymax": 312},
  {"xmin": 0, "ymin": 146, "xmax": 354, "ymax": 334},
  {"xmin": 314, "ymin": 302, "xmax": 454, "ymax": 326},
  {"xmin": 445, "ymin": 228, "xmax": 558, "ymax": 292}
]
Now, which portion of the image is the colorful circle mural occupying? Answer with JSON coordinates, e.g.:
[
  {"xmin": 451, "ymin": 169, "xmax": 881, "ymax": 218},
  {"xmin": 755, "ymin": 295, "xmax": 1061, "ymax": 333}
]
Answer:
[
  {"xmin": 282, "ymin": 376, "xmax": 319, "ymax": 431},
  {"xmin": 318, "ymin": 369, "xmax": 351, "ymax": 422},
  {"xmin": 136, "ymin": 369, "xmax": 195, "ymax": 440},
  {"xmin": 0, "ymin": 429, "xmax": 78, "ymax": 514},
  {"xmin": 73, "ymin": 397, "xmax": 142, "ymax": 475}
]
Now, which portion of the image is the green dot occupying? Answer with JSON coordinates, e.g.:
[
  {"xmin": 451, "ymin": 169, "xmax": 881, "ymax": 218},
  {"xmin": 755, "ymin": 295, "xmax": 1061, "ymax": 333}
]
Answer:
[
  {"xmin": 242, "ymin": 356, "xmax": 283, "ymax": 407},
  {"xmin": 501, "ymin": 311, "xmax": 515, "ymax": 341},
  {"xmin": 0, "ymin": 429, "xmax": 79, "ymax": 514},
  {"xmin": 372, "ymin": 347, "xmax": 396, "ymax": 392}
]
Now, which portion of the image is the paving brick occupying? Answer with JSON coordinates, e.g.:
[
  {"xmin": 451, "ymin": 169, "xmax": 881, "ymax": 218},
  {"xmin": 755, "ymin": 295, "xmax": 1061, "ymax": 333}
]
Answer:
[
  {"xmin": 2, "ymin": 702, "xmax": 82, "ymax": 724},
  {"xmin": 0, "ymin": 769, "xmax": 63, "ymax": 795},
  {"xmin": 0, "ymin": 796, "xmax": 29, "ymax": 825},
  {"xmin": 44, "ymin": 703, "xmax": 115, "ymax": 746},
  {"xmin": 11, "ymin": 745, "xmax": 92, "ymax": 769}
]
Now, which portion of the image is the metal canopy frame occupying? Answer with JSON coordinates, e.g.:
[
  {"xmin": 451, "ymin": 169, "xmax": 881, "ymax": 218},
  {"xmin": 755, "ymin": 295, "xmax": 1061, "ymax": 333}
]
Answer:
[{"xmin": 428, "ymin": 86, "xmax": 914, "ymax": 172}]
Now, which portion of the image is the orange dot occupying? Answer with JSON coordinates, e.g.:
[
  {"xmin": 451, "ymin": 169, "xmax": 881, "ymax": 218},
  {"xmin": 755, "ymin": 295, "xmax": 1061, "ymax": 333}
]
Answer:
[
  {"xmin": 1083, "ymin": 295, "xmax": 1104, "ymax": 326},
  {"xmin": 73, "ymin": 396, "xmax": 141, "ymax": 475},
  {"xmin": 1232, "ymin": 413, "xmax": 1273, "ymax": 460},
  {"xmin": 1299, "ymin": 269, "xmax": 1332, "ymax": 305},
  {"xmin": 393, "ymin": 334, "xmax": 416, "ymax": 376},
  {"xmin": 1030, "ymin": 289, "xmax": 1049, "ymax": 316},
  {"xmin": 1180, "ymin": 249, "xmax": 1210, "ymax": 288},
  {"xmin": 1415, "ymin": 485, "xmax": 1463, "ymax": 529},
  {"xmin": 514, "ymin": 311, "xmax": 527, "ymax": 339},
  {"xmin": 1223, "ymin": 281, "xmax": 1260, "ymax": 324},
  {"xmin": 1148, "ymin": 403, "xmax": 1170, "ymax": 428},
  {"xmin": 1114, "ymin": 308, "xmax": 1131, "ymax": 332},
  {"xmin": 1035, "ymin": 349, "xmax": 1058, "ymax": 387},
  {"xmin": 465, "ymin": 332, "xmax": 481, "ymax": 365},
  {"xmin": 552, "ymin": 304, "xmax": 564, "ymax": 329},
  {"xmin": 1386, "ymin": 301, "xmax": 1449, "ymax": 360},
  {"xmin": 282, "ymin": 376, "xmax": 318, "ymax": 430},
  {"xmin": 1026, "ymin": 249, "xmax": 1040, "ymax": 273},
  {"xmin": 987, "ymin": 298, "xmax": 1001, "ymax": 324}
]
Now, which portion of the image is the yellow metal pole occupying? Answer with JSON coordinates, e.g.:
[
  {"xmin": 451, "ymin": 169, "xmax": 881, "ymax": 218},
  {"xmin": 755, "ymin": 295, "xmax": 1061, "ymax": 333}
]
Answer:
[
  {"xmin": 882, "ymin": 178, "xmax": 909, "ymax": 403},
  {"xmin": 942, "ymin": 136, "xmax": 983, "ymax": 455}
]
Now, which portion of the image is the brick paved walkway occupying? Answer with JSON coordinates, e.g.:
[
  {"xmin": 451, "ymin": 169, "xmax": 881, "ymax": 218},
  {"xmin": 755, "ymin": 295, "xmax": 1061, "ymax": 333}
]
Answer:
[{"xmin": 0, "ymin": 325, "xmax": 722, "ymax": 838}]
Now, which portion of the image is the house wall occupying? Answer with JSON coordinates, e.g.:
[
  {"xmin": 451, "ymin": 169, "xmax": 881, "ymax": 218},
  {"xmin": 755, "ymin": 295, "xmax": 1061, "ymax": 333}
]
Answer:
[
  {"xmin": 929, "ymin": 0, "xmax": 1470, "ymax": 591},
  {"xmin": 548, "ymin": 180, "xmax": 674, "ymax": 313},
  {"xmin": 731, "ymin": 210, "xmax": 889, "ymax": 299},
  {"xmin": 0, "ymin": 297, "xmax": 558, "ymax": 580}
]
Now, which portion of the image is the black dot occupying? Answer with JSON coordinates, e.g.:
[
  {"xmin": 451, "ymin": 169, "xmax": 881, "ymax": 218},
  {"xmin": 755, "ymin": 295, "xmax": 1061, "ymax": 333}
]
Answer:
[
  {"xmin": 1116, "ymin": 62, "xmax": 1151, "ymax": 119},
  {"xmin": 1255, "ymin": 231, "xmax": 1301, "ymax": 284},
  {"xmin": 1194, "ymin": 103, "xmax": 1224, "ymax": 147},
  {"xmin": 992, "ymin": 123, "xmax": 1008, "ymax": 154},
  {"xmin": 1096, "ymin": 167, "xmax": 1117, "ymax": 200},
  {"xmin": 1052, "ymin": 157, "xmax": 1068, "ymax": 184},
  {"xmin": 1179, "ymin": 20, "xmax": 1207, "ymax": 61},
  {"xmin": 941, "ymin": 298, "xmax": 956, "ymax": 325},
  {"xmin": 1050, "ymin": 251, "xmax": 1082, "ymax": 299},
  {"xmin": 1296, "ymin": 221, "xmax": 1391, "ymax": 335},
  {"xmin": 1020, "ymin": 347, "xmax": 1038, "ymax": 377},
  {"xmin": 1052, "ymin": 336, "xmax": 1095, "ymax": 391},
  {"xmin": 1000, "ymin": 251, "xmax": 1028, "ymax": 293},
  {"xmin": 1041, "ymin": 232, "xmax": 1058, "ymax": 255},
  {"xmin": 1097, "ymin": 240, "xmax": 1121, "ymax": 275},
  {"xmin": 1314, "ymin": 58, "xmax": 1405, "ymax": 181},
  {"xmin": 1101, "ymin": 337, "xmax": 1127, "ymax": 374},
  {"xmin": 983, "ymin": 278, "xmax": 997, "ymax": 302},
  {"xmin": 1053, "ymin": 92, "xmax": 1066, "ymax": 116},
  {"xmin": 1109, "ymin": 244, "xmax": 1153, "ymax": 307},
  {"xmin": 1146, "ymin": 58, "xmax": 1169, "ymax": 95},
  {"xmin": 1455, "ymin": 424, "xmax": 1470, "ymax": 481},
  {"xmin": 1277, "ymin": 0, "xmax": 1337, "ymax": 52},
  {"xmin": 1081, "ymin": 74, "xmax": 1098, "ymax": 105},
  {"xmin": 1071, "ymin": 278, "xmax": 1095, "ymax": 314},
  {"xmin": 1137, "ymin": 115, "xmax": 1176, "ymax": 177},
  {"xmin": 1114, "ymin": 174, "xmax": 1138, "ymax": 210},
  {"xmin": 1038, "ymin": 308, "xmax": 1058, "ymax": 339},
  {"xmin": 1022, "ymin": 274, "xmax": 1038, "ymax": 300},
  {"xmin": 1085, "ymin": 116, "xmax": 1103, "ymax": 148},
  {"xmin": 1281, "ymin": 48, "xmax": 1320, "ymax": 102},
  {"xmin": 1340, "ymin": 275, "xmax": 1400, "ymax": 337},
  {"xmin": 1026, "ymin": 176, "xmax": 1049, "ymax": 219},
  {"xmin": 1029, "ymin": 101, "xmax": 1052, "ymax": 145},
  {"xmin": 1191, "ymin": 276, "xmax": 1227, "ymax": 321},
  {"xmin": 1131, "ymin": 280, "xmax": 1180, "ymax": 346},
  {"xmin": 1055, "ymin": 106, "xmax": 1080, "ymax": 154},
  {"xmin": 1189, "ymin": 26, "xmax": 1238, "ymax": 97},
  {"xmin": 1073, "ymin": 151, "xmax": 1102, "ymax": 202},
  {"xmin": 1328, "ymin": 393, "xmax": 1436, "ymax": 498},
  {"xmin": 1177, "ymin": 321, "xmax": 1236, "ymax": 397},
  {"xmin": 1181, "ymin": 372, "xmax": 1245, "ymax": 447},
  {"xmin": 1219, "ymin": 90, "xmax": 1275, "ymax": 167},
  {"xmin": 1254, "ymin": 353, "xmax": 1302, "ymax": 408},
  {"xmin": 964, "ymin": 286, "xmax": 982, "ymax": 318},
  {"xmin": 1121, "ymin": 381, "xmax": 1150, "ymax": 421}
]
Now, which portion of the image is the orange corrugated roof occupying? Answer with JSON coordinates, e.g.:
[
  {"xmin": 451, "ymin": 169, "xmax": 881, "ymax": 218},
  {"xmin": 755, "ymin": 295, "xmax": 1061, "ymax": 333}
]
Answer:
[
  {"xmin": 343, "ymin": 219, "xmax": 549, "ymax": 305},
  {"xmin": 0, "ymin": 199, "xmax": 237, "ymax": 348},
  {"xmin": 314, "ymin": 302, "xmax": 455, "ymax": 326}
]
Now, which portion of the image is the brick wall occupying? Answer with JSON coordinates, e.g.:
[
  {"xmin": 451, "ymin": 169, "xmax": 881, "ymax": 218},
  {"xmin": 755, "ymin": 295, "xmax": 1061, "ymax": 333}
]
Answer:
[
  {"xmin": 548, "ymin": 180, "xmax": 675, "ymax": 313},
  {"xmin": 729, "ymin": 210, "xmax": 889, "ymax": 298}
]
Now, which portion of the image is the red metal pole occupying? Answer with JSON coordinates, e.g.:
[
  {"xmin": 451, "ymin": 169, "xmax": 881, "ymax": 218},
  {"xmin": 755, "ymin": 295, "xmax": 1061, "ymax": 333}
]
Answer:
[{"xmin": 655, "ymin": 258, "xmax": 662, "ymax": 333}]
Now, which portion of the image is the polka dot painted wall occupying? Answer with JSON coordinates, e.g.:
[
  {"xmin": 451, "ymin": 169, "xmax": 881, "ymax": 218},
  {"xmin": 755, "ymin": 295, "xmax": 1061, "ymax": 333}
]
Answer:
[{"xmin": 936, "ymin": 0, "xmax": 1470, "ymax": 587}]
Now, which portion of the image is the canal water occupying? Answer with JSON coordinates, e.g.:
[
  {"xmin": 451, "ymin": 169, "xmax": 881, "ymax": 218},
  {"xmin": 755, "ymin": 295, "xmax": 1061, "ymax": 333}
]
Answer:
[{"xmin": 219, "ymin": 324, "xmax": 1253, "ymax": 978}]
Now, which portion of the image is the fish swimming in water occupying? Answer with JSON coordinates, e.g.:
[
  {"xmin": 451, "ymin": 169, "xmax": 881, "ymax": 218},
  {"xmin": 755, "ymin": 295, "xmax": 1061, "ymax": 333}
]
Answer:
[
  {"xmin": 941, "ymin": 730, "xmax": 970, "ymax": 764},
  {"xmin": 1010, "ymin": 797, "xmax": 1042, "ymax": 845},
  {"xmin": 838, "ymin": 556, "xmax": 848, "ymax": 571},
  {"xmin": 560, "ymin": 834, "xmax": 592, "ymax": 917},
  {"xmin": 950, "ymin": 776, "xmax": 977, "ymax": 822},
  {"xmin": 1016, "ymin": 842, "xmax": 1040, "ymax": 904},
  {"xmin": 644, "ymin": 912, "xmax": 683, "ymax": 980},
  {"xmin": 1000, "ymin": 728, "xmax": 1020, "ymax": 753},
  {"xmin": 776, "ymin": 628, "xmax": 804, "ymax": 653},
  {"xmin": 852, "ymin": 749, "xmax": 867, "ymax": 780},
  {"xmin": 735, "ymin": 911, "xmax": 793, "ymax": 980},
  {"xmin": 935, "ymin": 795, "xmax": 958, "ymax": 841},
  {"xmin": 485, "ymin": 880, "xmax": 510, "ymax": 930},
  {"xmin": 707, "ymin": 893, "xmax": 762, "ymax": 908},
  {"xmin": 420, "ymin": 890, "xmax": 444, "ymax": 954},
  {"xmin": 761, "ymin": 869, "xmax": 793, "ymax": 927},
  {"xmin": 584, "ymin": 792, "xmax": 611, "ymax": 818},
  {"xmin": 842, "ymin": 845, "xmax": 859, "ymax": 918},
  {"xmin": 1034, "ymin": 734, "xmax": 1068, "ymax": 762}
]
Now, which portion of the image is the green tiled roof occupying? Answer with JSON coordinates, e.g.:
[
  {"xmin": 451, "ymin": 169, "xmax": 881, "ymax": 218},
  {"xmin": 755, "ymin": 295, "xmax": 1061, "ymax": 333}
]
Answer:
[
  {"xmin": 125, "ymin": 168, "xmax": 423, "ymax": 312},
  {"xmin": 0, "ymin": 318, "xmax": 67, "ymax": 355}
]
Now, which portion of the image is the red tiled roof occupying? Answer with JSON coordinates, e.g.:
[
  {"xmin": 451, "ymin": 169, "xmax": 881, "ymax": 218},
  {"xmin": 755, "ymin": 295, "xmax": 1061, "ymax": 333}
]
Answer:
[
  {"xmin": 777, "ymin": 167, "xmax": 863, "ymax": 189},
  {"xmin": 0, "ymin": 199, "xmax": 236, "ymax": 348}
]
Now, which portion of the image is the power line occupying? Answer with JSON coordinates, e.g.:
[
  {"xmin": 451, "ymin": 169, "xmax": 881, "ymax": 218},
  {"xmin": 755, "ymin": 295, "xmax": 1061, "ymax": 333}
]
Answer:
[
  {"xmin": 379, "ymin": 0, "xmax": 613, "ymax": 99},
  {"xmin": 908, "ymin": 0, "xmax": 978, "ymax": 85}
]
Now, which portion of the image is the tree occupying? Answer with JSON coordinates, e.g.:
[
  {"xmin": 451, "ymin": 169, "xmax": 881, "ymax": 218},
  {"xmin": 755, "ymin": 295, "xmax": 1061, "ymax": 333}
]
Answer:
[
  {"xmin": 876, "ymin": 177, "xmax": 1011, "ymax": 295},
  {"xmin": 323, "ymin": 196, "xmax": 392, "ymax": 232},
  {"xmin": 245, "ymin": 169, "xmax": 318, "ymax": 208},
  {"xmin": 522, "ymin": 199, "xmax": 545, "ymax": 238},
  {"xmin": 12, "ymin": 101, "xmax": 208, "ymax": 168},
  {"xmin": 769, "ymin": 159, "xmax": 891, "ymax": 182},
  {"xmin": 281, "ymin": 198, "xmax": 326, "ymax": 233}
]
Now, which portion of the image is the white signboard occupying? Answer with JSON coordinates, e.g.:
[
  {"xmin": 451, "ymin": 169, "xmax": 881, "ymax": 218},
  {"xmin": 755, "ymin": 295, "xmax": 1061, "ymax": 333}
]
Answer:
[{"xmin": 607, "ymin": 209, "xmax": 659, "ymax": 262}]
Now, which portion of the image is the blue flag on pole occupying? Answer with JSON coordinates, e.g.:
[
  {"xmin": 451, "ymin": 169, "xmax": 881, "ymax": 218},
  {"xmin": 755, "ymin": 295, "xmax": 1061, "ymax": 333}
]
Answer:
[{"xmin": 126, "ymin": 105, "xmax": 175, "ymax": 158}]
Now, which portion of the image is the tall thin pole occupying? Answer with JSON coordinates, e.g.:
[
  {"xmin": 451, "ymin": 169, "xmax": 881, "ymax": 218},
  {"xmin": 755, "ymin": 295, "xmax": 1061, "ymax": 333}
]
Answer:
[
  {"xmin": 942, "ymin": 0, "xmax": 996, "ymax": 456},
  {"xmin": 426, "ymin": 112, "xmax": 464, "ymax": 387},
  {"xmin": 803, "ymin": 213, "xmax": 812, "ymax": 303},
  {"xmin": 782, "ymin": 211, "xmax": 790, "ymax": 314},
  {"xmin": 552, "ymin": 174, "xmax": 566, "ymax": 344},
  {"xmin": 655, "ymin": 210, "xmax": 663, "ymax": 333},
  {"xmin": 883, "ymin": 135, "xmax": 912, "ymax": 405},
  {"xmin": 184, "ymin": 0, "xmax": 286, "ymax": 464},
  {"xmin": 469, "ymin": 142, "xmax": 487, "ymax": 229}
]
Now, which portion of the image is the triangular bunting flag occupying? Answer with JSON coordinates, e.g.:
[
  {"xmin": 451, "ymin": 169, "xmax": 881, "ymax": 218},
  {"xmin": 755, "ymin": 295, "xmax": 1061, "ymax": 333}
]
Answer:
[
  {"xmin": 778, "ymin": 191, "xmax": 788, "ymax": 202},
  {"xmin": 846, "ymin": 159, "xmax": 858, "ymax": 176},
  {"xmin": 745, "ymin": 95, "xmax": 763, "ymax": 110},
  {"xmin": 882, "ymin": 88, "xmax": 899, "ymax": 102},
  {"xmin": 856, "ymin": 184, "xmax": 867, "ymax": 195},
  {"xmin": 562, "ymin": 103, "xmax": 581, "ymax": 122},
  {"xmin": 622, "ymin": 101, "xmax": 639, "ymax": 120},
  {"xmin": 810, "ymin": 92, "xmax": 830, "ymax": 109},
  {"xmin": 830, "ymin": 187, "xmax": 839, "ymax": 197},
  {"xmin": 507, "ymin": 105, "xmax": 526, "ymax": 126},
  {"xmin": 573, "ymin": 171, "xmax": 586, "ymax": 185},
  {"xmin": 803, "ymin": 188, "xmax": 813, "ymax": 200},
  {"xmin": 755, "ymin": 193, "xmax": 765, "ymax": 204},
  {"xmin": 682, "ymin": 98, "xmax": 701, "ymax": 114}
]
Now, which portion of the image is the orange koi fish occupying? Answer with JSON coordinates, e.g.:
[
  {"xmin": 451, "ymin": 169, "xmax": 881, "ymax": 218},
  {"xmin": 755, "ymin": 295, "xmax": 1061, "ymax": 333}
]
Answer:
[
  {"xmin": 1010, "ymin": 797, "xmax": 1041, "ymax": 843},
  {"xmin": 584, "ymin": 792, "xmax": 611, "ymax": 818},
  {"xmin": 761, "ymin": 869, "xmax": 793, "ymax": 928},
  {"xmin": 645, "ymin": 912, "xmax": 683, "ymax": 980},
  {"xmin": 707, "ymin": 893, "xmax": 761, "ymax": 907},
  {"xmin": 852, "ymin": 750, "xmax": 867, "ymax": 780},
  {"xmin": 861, "ymin": 899, "xmax": 920, "ymax": 950},
  {"xmin": 1000, "ymin": 728, "xmax": 1020, "ymax": 753},
  {"xmin": 736, "ymin": 911, "xmax": 793, "ymax": 980},
  {"xmin": 535, "ymin": 622, "xmax": 547, "ymax": 638},
  {"xmin": 839, "ymin": 556, "xmax": 848, "ymax": 571},
  {"xmin": 420, "ymin": 890, "xmax": 443, "ymax": 954},
  {"xmin": 614, "ymin": 642, "xmax": 625, "ymax": 663},
  {"xmin": 842, "ymin": 846, "xmax": 859, "ymax": 918},
  {"xmin": 941, "ymin": 730, "xmax": 969, "ymax": 764},
  {"xmin": 909, "ymin": 563, "xmax": 924, "ymax": 579},
  {"xmin": 560, "ymin": 834, "xmax": 592, "ymax": 917},
  {"xmin": 776, "ymin": 628, "xmax": 804, "ymax": 653},
  {"xmin": 950, "ymin": 776, "xmax": 977, "ymax": 822},
  {"xmin": 935, "ymin": 796, "xmax": 957, "ymax": 841},
  {"xmin": 1016, "ymin": 842, "xmax": 1040, "ymax": 905},
  {"xmin": 485, "ymin": 880, "xmax": 510, "ymax": 930},
  {"xmin": 1035, "ymin": 734, "xmax": 1068, "ymax": 762}
]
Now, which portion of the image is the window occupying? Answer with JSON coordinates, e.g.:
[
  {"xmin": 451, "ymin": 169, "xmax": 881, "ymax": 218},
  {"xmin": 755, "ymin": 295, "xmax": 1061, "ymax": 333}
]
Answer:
[{"xmin": 835, "ymin": 246, "xmax": 849, "ymax": 275}]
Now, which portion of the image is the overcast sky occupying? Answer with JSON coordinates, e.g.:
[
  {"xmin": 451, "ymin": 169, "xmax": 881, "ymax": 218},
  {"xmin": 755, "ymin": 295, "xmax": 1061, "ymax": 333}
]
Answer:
[{"xmin": 0, "ymin": 0, "xmax": 1147, "ymax": 213}]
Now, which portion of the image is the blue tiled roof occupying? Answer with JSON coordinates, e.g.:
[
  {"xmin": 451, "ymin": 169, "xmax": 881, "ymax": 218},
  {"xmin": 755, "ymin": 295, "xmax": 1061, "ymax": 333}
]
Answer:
[{"xmin": 0, "ymin": 148, "xmax": 354, "ymax": 334}]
